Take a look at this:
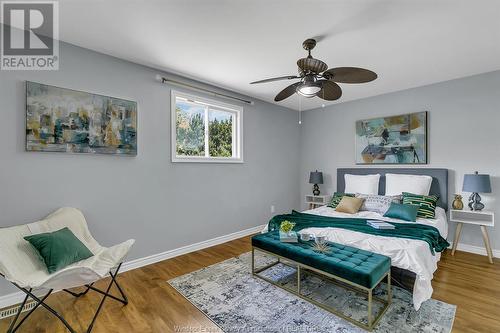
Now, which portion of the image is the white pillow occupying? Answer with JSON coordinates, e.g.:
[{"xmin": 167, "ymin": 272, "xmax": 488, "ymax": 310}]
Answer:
[
  {"xmin": 385, "ymin": 173, "xmax": 432, "ymax": 196},
  {"xmin": 344, "ymin": 174, "xmax": 380, "ymax": 195}
]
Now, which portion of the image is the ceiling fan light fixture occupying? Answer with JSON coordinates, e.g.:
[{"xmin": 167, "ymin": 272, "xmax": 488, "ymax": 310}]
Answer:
[{"xmin": 296, "ymin": 82, "xmax": 321, "ymax": 97}]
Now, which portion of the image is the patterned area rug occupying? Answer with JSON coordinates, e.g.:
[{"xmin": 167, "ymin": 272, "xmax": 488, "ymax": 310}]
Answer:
[{"xmin": 168, "ymin": 252, "xmax": 456, "ymax": 333}]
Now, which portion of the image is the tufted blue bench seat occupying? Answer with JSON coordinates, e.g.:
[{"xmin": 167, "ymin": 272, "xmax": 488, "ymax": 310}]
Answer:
[
  {"xmin": 251, "ymin": 230, "xmax": 392, "ymax": 331},
  {"xmin": 252, "ymin": 231, "xmax": 390, "ymax": 289}
]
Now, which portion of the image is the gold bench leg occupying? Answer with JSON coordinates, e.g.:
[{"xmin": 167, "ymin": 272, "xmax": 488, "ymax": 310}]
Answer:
[
  {"xmin": 368, "ymin": 289, "xmax": 373, "ymax": 328},
  {"xmin": 297, "ymin": 265, "xmax": 301, "ymax": 295},
  {"xmin": 388, "ymin": 271, "xmax": 392, "ymax": 304},
  {"xmin": 251, "ymin": 248, "xmax": 255, "ymax": 273}
]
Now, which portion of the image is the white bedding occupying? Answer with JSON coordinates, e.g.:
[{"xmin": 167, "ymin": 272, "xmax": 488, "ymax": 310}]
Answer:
[{"xmin": 262, "ymin": 206, "xmax": 448, "ymax": 310}]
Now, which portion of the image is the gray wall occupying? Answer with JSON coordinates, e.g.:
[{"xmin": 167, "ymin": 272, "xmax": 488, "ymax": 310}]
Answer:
[
  {"xmin": 0, "ymin": 42, "xmax": 301, "ymax": 296},
  {"xmin": 300, "ymin": 70, "xmax": 500, "ymax": 250}
]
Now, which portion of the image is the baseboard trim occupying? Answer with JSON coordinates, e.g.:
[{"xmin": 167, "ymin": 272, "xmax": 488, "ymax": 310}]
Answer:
[
  {"xmin": 120, "ymin": 224, "xmax": 264, "ymax": 273},
  {"xmin": 0, "ymin": 224, "xmax": 264, "ymax": 310},
  {"xmin": 449, "ymin": 242, "xmax": 500, "ymax": 258},
  {"xmin": 0, "ymin": 293, "xmax": 32, "ymax": 316}
]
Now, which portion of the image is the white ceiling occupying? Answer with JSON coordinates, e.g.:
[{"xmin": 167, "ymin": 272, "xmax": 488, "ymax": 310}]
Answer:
[{"xmin": 56, "ymin": 1, "xmax": 500, "ymax": 109}]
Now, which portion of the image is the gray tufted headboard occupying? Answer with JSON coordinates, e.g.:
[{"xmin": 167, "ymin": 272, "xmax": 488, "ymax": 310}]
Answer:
[{"xmin": 336, "ymin": 168, "xmax": 449, "ymax": 210}]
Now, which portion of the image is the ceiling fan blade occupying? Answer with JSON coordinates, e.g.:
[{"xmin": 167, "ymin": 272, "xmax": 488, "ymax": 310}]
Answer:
[
  {"xmin": 274, "ymin": 82, "xmax": 301, "ymax": 102},
  {"xmin": 316, "ymin": 80, "xmax": 342, "ymax": 101},
  {"xmin": 250, "ymin": 75, "xmax": 300, "ymax": 84},
  {"xmin": 323, "ymin": 67, "xmax": 377, "ymax": 83}
]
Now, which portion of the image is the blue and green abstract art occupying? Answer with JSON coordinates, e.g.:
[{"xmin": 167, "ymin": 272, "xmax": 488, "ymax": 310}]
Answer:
[
  {"xmin": 355, "ymin": 112, "xmax": 427, "ymax": 164},
  {"xmin": 26, "ymin": 81, "xmax": 137, "ymax": 155}
]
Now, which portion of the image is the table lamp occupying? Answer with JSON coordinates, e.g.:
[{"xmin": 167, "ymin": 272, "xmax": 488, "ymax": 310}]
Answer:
[
  {"xmin": 462, "ymin": 171, "xmax": 491, "ymax": 211},
  {"xmin": 309, "ymin": 170, "xmax": 323, "ymax": 196}
]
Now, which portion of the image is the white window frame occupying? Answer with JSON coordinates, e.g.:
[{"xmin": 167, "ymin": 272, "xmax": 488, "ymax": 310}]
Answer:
[{"xmin": 171, "ymin": 90, "xmax": 243, "ymax": 163}]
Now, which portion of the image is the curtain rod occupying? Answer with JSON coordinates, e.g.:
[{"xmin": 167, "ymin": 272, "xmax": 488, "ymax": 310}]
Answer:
[{"xmin": 156, "ymin": 75, "xmax": 254, "ymax": 105}]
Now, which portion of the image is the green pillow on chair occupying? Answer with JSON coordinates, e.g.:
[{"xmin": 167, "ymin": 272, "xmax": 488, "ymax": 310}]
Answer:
[
  {"xmin": 24, "ymin": 227, "xmax": 94, "ymax": 274},
  {"xmin": 384, "ymin": 203, "xmax": 419, "ymax": 222}
]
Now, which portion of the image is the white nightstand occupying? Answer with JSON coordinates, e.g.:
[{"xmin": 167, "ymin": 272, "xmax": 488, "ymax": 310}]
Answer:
[
  {"xmin": 305, "ymin": 194, "xmax": 330, "ymax": 210},
  {"xmin": 450, "ymin": 209, "xmax": 495, "ymax": 263}
]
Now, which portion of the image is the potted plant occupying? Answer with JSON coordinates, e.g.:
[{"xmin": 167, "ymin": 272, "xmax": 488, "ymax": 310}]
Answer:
[
  {"xmin": 280, "ymin": 220, "xmax": 296, "ymax": 235},
  {"xmin": 279, "ymin": 220, "xmax": 297, "ymax": 242}
]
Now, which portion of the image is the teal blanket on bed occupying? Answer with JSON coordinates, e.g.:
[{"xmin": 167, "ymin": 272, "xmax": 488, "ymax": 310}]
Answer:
[{"xmin": 267, "ymin": 211, "xmax": 449, "ymax": 254}]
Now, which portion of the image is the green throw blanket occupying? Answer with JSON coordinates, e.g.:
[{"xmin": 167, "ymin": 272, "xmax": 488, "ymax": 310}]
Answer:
[{"xmin": 268, "ymin": 211, "xmax": 449, "ymax": 255}]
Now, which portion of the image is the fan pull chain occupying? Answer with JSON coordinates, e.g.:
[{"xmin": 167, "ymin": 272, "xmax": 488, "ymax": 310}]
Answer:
[{"xmin": 298, "ymin": 96, "xmax": 302, "ymax": 124}]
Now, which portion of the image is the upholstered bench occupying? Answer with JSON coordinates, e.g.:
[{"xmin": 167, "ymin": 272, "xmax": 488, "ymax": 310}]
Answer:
[{"xmin": 251, "ymin": 231, "xmax": 392, "ymax": 331}]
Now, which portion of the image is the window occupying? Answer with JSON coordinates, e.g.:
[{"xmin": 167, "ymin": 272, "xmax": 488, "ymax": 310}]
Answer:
[{"xmin": 171, "ymin": 90, "xmax": 243, "ymax": 163}]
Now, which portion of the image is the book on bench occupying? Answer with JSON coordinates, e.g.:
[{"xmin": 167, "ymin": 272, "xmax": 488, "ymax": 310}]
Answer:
[{"xmin": 366, "ymin": 220, "xmax": 395, "ymax": 230}]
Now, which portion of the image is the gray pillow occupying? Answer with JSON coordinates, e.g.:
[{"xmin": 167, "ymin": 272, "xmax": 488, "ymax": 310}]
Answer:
[{"xmin": 355, "ymin": 194, "xmax": 401, "ymax": 214}]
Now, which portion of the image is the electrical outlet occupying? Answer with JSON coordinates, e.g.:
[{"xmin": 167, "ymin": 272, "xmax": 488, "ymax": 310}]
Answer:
[{"xmin": 270, "ymin": 205, "xmax": 275, "ymax": 213}]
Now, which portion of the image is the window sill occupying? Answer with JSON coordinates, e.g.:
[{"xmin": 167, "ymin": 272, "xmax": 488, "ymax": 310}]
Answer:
[{"xmin": 172, "ymin": 156, "xmax": 244, "ymax": 164}]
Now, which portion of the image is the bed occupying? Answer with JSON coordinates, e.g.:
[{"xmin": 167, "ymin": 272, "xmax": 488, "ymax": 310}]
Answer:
[
  {"xmin": 301, "ymin": 168, "xmax": 449, "ymax": 310},
  {"xmin": 263, "ymin": 168, "xmax": 448, "ymax": 310}
]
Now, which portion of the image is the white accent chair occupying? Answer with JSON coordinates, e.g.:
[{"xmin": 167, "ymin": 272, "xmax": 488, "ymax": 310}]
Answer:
[{"xmin": 0, "ymin": 207, "xmax": 135, "ymax": 333}]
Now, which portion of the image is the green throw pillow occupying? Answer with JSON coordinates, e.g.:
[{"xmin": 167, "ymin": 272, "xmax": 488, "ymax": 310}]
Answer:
[
  {"xmin": 327, "ymin": 192, "xmax": 355, "ymax": 209},
  {"xmin": 24, "ymin": 227, "xmax": 94, "ymax": 274},
  {"xmin": 402, "ymin": 192, "xmax": 439, "ymax": 219},
  {"xmin": 384, "ymin": 203, "xmax": 419, "ymax": 222}
]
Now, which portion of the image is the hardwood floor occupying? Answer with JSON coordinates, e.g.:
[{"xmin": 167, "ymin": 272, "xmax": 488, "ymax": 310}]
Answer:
[
  {"xmin": 0, "ymin": 236, "xmax": 498, "ymax": 333},
  {"xmin": 433, "ymin": 250, "xmax": 500, "ymax": 333}
]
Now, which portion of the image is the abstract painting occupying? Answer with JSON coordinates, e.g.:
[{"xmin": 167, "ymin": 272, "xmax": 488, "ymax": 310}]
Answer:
[
  {"xmin": 355, "ymin": 112, "xmax": 427, "ymax": 164},
  {"xmin": 26, "ymin": 81, "xmax": 137, "ymax": 155}
]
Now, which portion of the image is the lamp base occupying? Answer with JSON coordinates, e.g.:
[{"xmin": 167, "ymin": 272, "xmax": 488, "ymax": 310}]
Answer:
[
  {"xmin": 312, "ymin": 184, "xmax": 320, "ymax": 196},
  {"xmin": 468, "ymin": 192, "xmax": 484, "ymax": 211}
]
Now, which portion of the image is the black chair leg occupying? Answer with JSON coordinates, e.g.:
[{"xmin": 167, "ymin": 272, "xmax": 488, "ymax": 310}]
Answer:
[
  {"xmin": 63, "ymin": 283, "xmax": 94, "ymax": 298},
  {"xmin": 3, "ymin": 263, "xmax": 129, "ymax": 333},
  {"xmin": 85, "ymin": 273, "xmax": 115, "ymax": 333},
  {"xmin": 9, "ymin": 289, "xmax": 53, "ymax": 333},
  {"xmin": 6, "ymin": 290, "xmax": 30, "ymax": 333},
  {"xmin": 9, "ymin": 287, "xmax": 77, "ymax": 333},
  {"xmin": 64, "ymin": 264, "xmax": 127, "ymax": 306},
  {"xmin": 109, "ymin": 264, "xmax": 128, "ymax": 305}
]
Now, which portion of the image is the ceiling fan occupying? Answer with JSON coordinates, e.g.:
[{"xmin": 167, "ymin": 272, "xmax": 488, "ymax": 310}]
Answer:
[{"xmin": 250, "ymin": 39, "xmax": 377, "ymax": 102}]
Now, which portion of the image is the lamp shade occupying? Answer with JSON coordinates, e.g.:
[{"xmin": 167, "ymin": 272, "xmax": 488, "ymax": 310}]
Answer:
[
  {"xmin": 309, "ymin": 170, "xmax": 323, "ymax": 184},
  {"xmin": 463, "ymin": 172, "xmax": 491, "ymax": 193}
]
